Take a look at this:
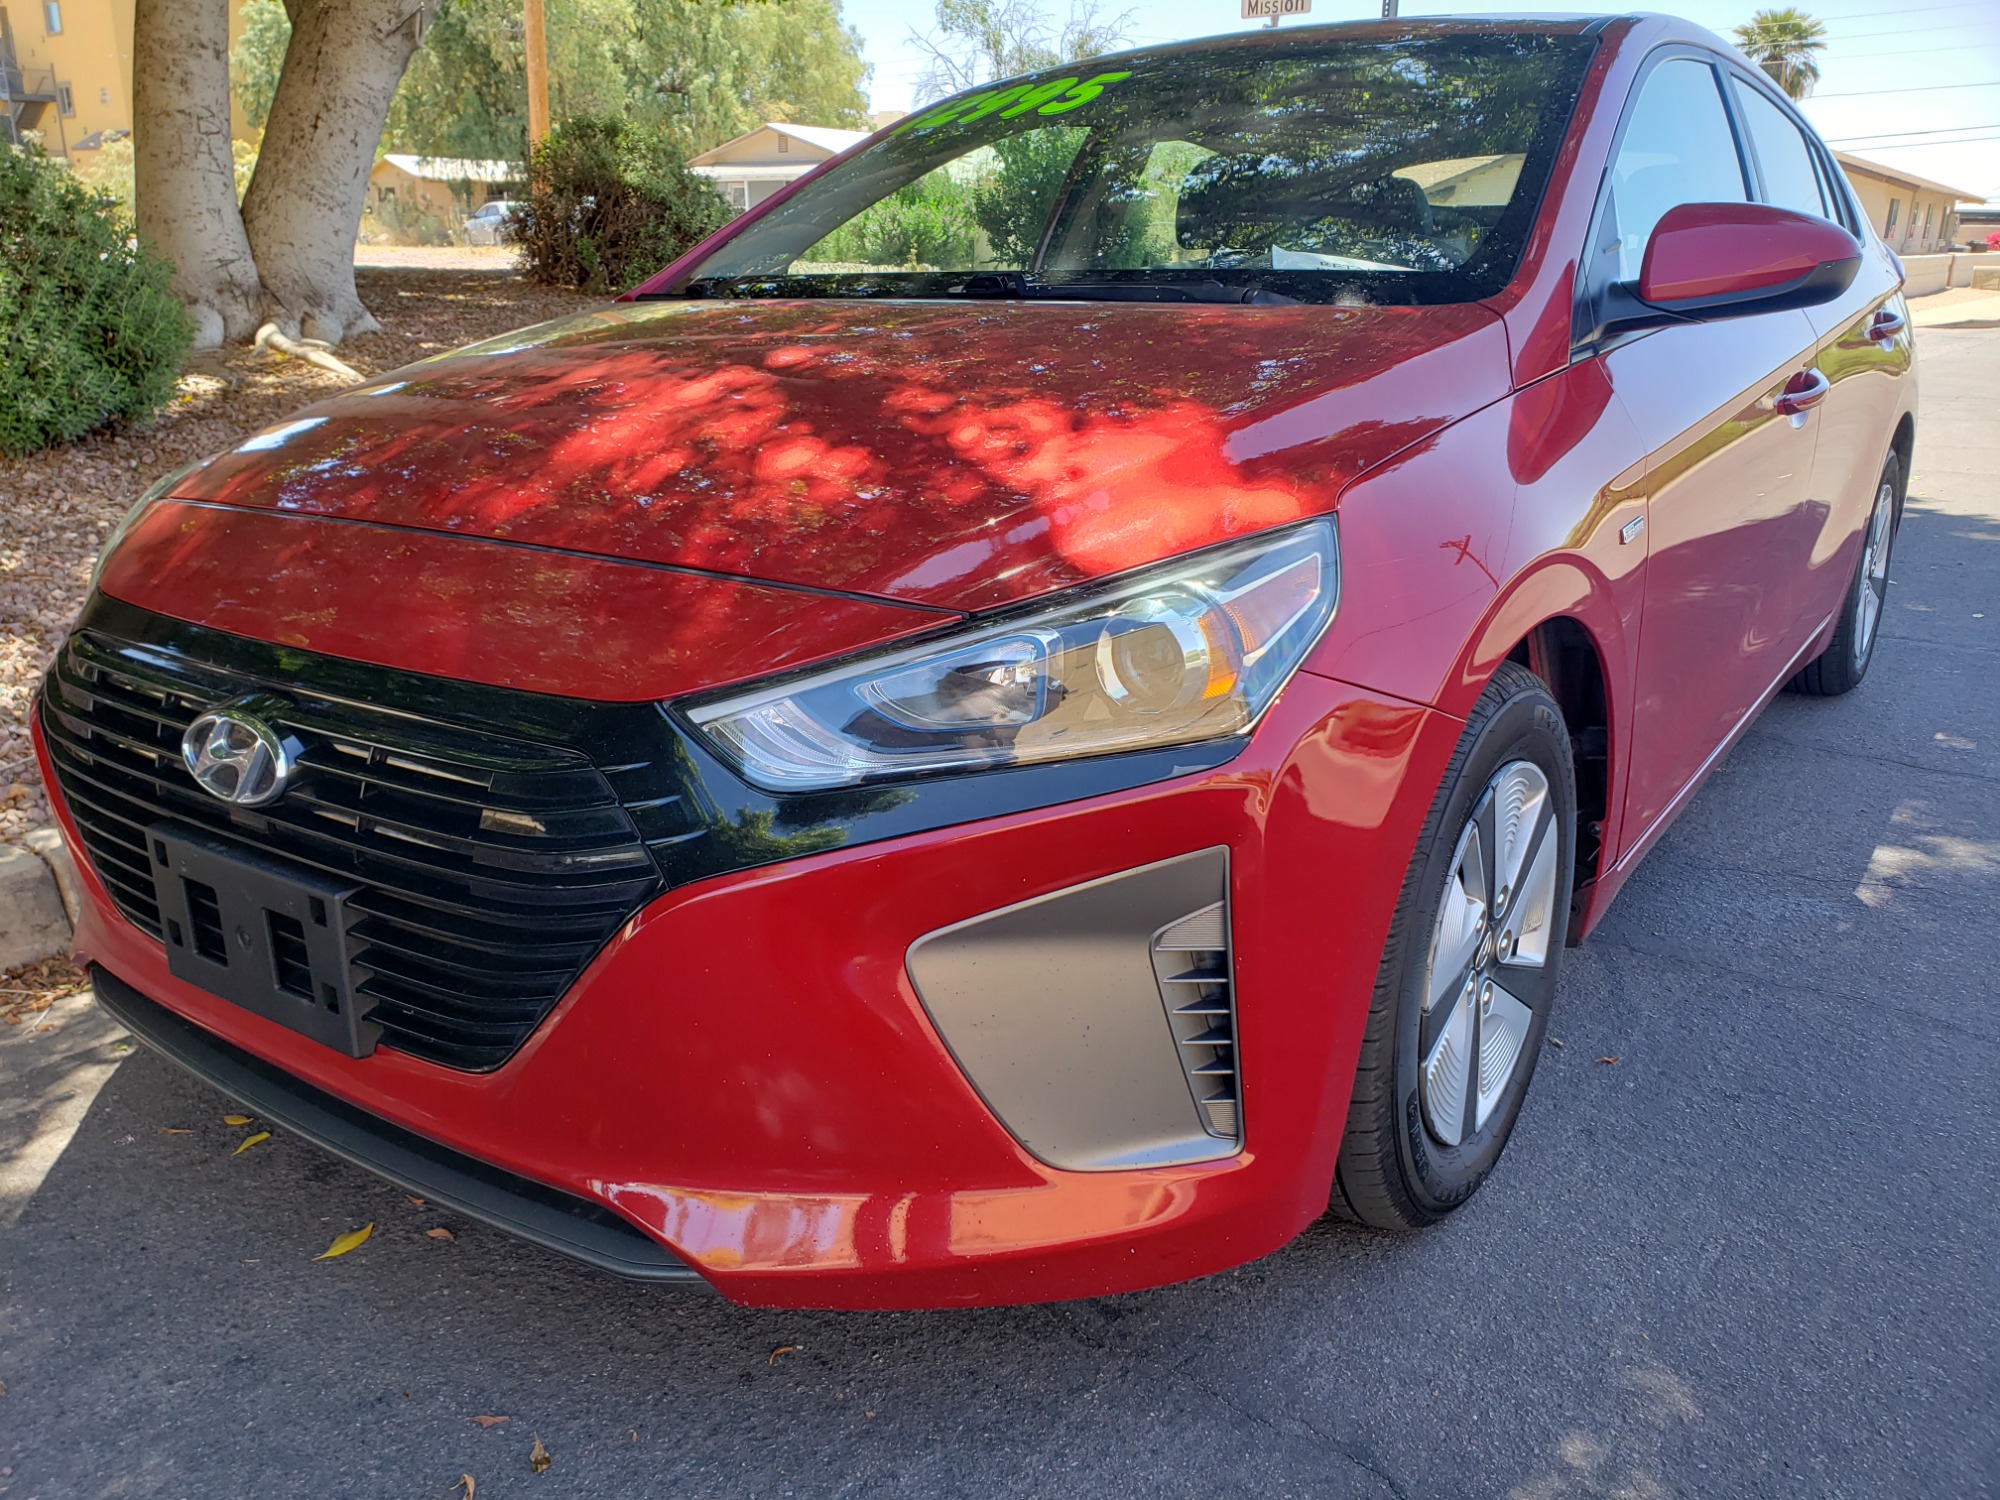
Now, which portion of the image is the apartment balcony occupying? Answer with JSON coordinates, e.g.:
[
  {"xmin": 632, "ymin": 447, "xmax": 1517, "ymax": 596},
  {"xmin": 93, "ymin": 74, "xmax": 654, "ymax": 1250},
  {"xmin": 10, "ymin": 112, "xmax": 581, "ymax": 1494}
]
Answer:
[{"xmin": 2, "ymin": 58, "xmax": 61, "ymax": 147}]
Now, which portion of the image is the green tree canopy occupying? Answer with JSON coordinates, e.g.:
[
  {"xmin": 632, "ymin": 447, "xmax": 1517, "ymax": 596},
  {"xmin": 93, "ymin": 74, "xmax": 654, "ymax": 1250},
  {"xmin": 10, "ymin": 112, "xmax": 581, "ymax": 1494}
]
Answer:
[
  {"xmin": 231, "ymin": 0, "xmax": 873, "ymax": 165},
  {"xmin": 231, "ymin": 0, "xmax": 289, "ymax": 131},
  {"xmin": 1732, "ymin": 7, "xmax": 1828, "ymax": 100},
  {"xmin": 627, "ymin": 0, "xmax": 872, "ymax": 157},
  {"xmin": 910, "ymin": 0, "xmax": 1128, "ymax": 102}
]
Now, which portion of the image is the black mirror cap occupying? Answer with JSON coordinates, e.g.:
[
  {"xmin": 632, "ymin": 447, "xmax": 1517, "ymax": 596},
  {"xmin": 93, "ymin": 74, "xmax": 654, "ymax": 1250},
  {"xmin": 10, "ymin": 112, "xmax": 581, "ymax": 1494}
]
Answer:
[{"xmin": 1581, "ymin": 251, "xmax": 1861, "ymax": 346}]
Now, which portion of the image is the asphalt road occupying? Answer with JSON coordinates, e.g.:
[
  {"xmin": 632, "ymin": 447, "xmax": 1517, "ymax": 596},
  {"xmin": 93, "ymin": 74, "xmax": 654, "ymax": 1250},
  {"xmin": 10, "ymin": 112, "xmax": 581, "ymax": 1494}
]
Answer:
[{"xmin": 2, "ymin": 329, "xmax": 1995, "ymax": 1500}]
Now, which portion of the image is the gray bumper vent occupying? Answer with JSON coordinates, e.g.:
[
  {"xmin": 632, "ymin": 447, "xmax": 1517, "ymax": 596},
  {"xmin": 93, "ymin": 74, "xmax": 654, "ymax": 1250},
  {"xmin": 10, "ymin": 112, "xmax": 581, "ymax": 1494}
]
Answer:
[
  {"xmin": 1151, "ymin": 902, "xmax": 1240, "ymax": 1143},
  {"xmin": 905, "ymin": 848, "xmax": 1237, "ymax": 1171}
]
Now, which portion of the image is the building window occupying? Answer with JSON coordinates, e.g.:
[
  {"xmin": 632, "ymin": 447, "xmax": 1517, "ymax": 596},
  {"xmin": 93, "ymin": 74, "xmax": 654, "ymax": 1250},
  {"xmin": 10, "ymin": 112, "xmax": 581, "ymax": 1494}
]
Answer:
[
  {"xmin": 777, "ymin": 134, "xmax": 788, "ymax": 153},
  {"xmin": 100, "ymin": 86, "xmax": 110, "ymax": 105},
  {"xmin": 44, "ymin": 2, "xmax": 62, "ymax": 34},
  {"xmin": 1884, "ymin": 199, "xmax": 1899, "ymax": 236},
  {"xmin": 725, "ymin": 180, "xmax": 750, "ymax": 213},
  {"xmin": 56, "ymin": 82, "xmax": 73, "ymax": 115},
  {"xmin": 1920, "ymin": 203, "xmax": 1933, "ymax": 242}
]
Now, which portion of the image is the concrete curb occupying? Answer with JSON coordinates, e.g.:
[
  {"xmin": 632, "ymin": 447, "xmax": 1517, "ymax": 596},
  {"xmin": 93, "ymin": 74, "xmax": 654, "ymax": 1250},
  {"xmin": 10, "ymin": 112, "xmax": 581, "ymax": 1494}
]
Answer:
[{"xmin": 0, "ymin": 828, "xmax": 78, "ymax": 970}]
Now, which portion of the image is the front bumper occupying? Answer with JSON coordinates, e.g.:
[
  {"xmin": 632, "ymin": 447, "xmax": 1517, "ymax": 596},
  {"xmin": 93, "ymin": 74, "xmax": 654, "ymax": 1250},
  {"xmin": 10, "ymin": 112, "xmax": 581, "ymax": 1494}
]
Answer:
[{"xmin": 38, "ymin": 674, "xmax": 1457, "ymax": 1308}]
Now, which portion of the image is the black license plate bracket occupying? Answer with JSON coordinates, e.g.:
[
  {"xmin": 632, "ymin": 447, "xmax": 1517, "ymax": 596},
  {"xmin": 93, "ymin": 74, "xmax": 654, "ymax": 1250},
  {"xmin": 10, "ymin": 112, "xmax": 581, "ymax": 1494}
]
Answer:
[{"xmin": 147, "ymin": 823, "xmax": 377, "ymax": 1058}]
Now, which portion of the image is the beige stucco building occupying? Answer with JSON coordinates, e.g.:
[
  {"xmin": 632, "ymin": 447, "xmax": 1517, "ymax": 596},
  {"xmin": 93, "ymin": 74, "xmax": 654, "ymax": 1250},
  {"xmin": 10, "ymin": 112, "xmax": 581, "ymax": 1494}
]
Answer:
[
  {"xmin": 0, "ymin": 0, "xmax": 133, "ymax": 158},
  {"xmin": 368, "ymin": 154, "xmax": 521, "ymax": 226},
  {"xmin": 1836, "ymin": 153, "xmax": 1979, "ymax": 255},
  {"xmin": 688, "ymin": 123, "xmax": 872, "ymax": 215}
]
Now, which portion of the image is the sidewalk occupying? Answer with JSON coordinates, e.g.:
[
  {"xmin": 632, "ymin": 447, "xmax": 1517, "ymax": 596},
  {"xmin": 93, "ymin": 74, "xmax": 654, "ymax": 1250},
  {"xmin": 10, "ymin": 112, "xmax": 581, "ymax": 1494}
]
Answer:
[{"xmin": 1909, "ymin": 284, "xmax": 2000, "ymax": 330}]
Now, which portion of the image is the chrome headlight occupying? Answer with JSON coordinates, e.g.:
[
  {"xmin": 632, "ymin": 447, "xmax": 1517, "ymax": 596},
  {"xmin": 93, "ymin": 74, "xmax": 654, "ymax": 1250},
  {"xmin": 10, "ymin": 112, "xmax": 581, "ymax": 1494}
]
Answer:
[{"xmin": 685, "ymin": 521, "xmax": 1339, "ymax": 792}]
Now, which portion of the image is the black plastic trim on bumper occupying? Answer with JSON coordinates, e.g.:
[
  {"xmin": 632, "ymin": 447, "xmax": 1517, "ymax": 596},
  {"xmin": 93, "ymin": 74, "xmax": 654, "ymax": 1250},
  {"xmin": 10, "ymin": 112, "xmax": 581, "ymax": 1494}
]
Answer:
[{"xmin": 90, "ymin": 965, "xmax": 708, "ymax": 1287}]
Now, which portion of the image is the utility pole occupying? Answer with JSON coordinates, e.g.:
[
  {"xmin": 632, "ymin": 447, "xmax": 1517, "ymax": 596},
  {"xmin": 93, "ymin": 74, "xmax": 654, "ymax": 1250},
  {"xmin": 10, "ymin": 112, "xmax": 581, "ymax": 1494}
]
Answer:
[
  {"xmin": 1381, "ymin": 0, "xmax": 1398, "ymax": 14},
  {"xmin": 524, "ymin": 0, "xmax": 551, "ymax": 148}
]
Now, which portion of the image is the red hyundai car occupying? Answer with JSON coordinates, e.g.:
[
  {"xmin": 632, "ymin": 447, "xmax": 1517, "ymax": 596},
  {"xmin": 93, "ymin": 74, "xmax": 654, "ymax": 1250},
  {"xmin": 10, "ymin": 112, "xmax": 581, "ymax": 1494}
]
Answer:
[{"xmin": 38, "ymin": 13, "xmax": 1912, "ymax": 1307}]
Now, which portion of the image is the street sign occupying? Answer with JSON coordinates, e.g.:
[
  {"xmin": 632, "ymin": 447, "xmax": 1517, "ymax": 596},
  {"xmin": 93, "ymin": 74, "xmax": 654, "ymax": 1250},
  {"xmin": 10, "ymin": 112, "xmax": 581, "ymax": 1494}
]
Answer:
[{"xmin": 1242, "ymin": 0, "xmax": 1310, "ymax": 16}]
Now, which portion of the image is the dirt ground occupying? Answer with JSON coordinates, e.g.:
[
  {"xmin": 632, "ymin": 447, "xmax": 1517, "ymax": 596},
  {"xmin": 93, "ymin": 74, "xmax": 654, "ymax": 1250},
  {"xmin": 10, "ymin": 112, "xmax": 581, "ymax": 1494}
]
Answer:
[{"xmin": 0, "ymin": 267, "xmax": 600, "ymax": 848}]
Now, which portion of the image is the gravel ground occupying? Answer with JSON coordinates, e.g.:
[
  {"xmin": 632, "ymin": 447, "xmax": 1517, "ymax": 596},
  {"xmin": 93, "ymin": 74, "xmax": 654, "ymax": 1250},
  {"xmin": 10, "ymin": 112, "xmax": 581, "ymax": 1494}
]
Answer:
[{"xmin": 0, "ymin": 268, "xmax": 599, "ymax": 847}]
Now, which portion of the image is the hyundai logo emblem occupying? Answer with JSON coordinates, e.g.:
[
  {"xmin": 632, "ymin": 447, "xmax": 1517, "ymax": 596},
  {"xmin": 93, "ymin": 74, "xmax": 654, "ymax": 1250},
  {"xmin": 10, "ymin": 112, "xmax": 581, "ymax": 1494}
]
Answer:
[{"xmin": 181, "ymin": 699, "xmax": 295, "ymax": 807}]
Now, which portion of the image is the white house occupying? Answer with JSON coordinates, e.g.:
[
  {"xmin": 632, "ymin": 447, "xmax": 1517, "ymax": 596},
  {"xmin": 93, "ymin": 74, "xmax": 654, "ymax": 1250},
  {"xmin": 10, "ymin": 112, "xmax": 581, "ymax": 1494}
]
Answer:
[{"xmin": 687, "ymin": 123, "xmax": 871, "ymax": 215}]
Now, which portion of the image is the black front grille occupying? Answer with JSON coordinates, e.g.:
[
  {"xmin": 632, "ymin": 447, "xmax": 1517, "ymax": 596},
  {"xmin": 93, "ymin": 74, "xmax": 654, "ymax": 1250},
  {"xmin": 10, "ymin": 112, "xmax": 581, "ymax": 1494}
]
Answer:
[{"xmin": 40, "ymin": 628, "xmax": 684, "ymax": 1071}]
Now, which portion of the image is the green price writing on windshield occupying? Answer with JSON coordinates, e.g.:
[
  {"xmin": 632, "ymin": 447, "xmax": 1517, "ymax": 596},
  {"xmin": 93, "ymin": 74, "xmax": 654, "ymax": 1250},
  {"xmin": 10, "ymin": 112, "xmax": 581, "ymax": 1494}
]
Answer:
[{"xmin": 897, "ymin": 72, "xmax": 1135, "ymax": 133}]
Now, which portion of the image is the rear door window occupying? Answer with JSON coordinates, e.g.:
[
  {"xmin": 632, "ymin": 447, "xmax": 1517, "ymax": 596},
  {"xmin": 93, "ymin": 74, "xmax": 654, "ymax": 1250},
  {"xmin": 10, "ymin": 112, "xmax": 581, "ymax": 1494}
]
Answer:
[{"xmin": 1730, "ymin": 78, "xmax": 1829, "ymax": 219}]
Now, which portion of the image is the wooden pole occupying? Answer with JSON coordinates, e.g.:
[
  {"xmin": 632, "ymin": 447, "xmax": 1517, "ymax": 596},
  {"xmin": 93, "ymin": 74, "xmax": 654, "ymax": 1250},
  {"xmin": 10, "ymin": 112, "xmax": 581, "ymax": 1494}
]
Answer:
[{"xmin": 524, "ymin": 0, "xmax": 550, "ymax": 147}]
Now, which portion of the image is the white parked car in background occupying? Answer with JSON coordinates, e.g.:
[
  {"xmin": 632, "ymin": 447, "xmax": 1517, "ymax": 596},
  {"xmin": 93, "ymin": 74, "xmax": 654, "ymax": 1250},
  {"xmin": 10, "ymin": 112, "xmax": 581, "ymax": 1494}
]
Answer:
[{"xmin": 463, "ymin": 199, "xmax": 521, "ymax": 246}]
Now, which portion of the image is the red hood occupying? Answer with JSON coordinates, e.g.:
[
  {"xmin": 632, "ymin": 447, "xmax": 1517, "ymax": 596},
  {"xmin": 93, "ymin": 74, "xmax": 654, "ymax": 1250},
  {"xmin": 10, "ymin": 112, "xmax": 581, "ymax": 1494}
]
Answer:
[{"xmin": 166, "ymin": 298, "xmax": 1510, "ymax": 612}]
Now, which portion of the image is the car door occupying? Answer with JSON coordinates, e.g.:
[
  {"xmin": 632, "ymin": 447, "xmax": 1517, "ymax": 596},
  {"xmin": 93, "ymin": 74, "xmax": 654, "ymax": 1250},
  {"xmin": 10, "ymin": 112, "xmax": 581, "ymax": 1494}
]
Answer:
[
  {"xmin": 1590, "ymin": 53, "xmax": 1827, "ymax": 850},
  {"xmin": 1725, "ymin": 71, "xmax": 1912, "ymax": 631}
]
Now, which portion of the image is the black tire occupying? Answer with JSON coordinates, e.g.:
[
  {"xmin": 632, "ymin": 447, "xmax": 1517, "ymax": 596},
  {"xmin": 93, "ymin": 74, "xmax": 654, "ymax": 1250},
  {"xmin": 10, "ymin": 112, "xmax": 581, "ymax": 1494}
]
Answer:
[
  {"xmin": 1332, "ymin": 661, "xmax": 1577, "ymax": 1230},
  {"xmin": 1789, "ymin": 451, "xmax": 1902, "ymax": 697}
]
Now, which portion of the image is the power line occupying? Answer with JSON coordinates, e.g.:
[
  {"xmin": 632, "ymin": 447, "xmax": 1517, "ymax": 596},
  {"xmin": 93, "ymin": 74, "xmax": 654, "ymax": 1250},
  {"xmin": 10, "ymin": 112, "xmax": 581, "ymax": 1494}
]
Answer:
[
  {"xmin": 1845, "ymin": 133, "xmax": 2000, "ymax": 148},
  {"xmin": 1828, "ymin": 121, "xmax": 2000, "ymax": 142},
  {"xmin": 1820, "ymin": 0, "xmax": 1998, "ymax": 19},
  {"xmin": 1827, "ymin": 41, "xmax": 2000, "ymax": 60},
  {"xmin": 1819, "ymin": 18, "xmax": 2000, "ymax": 41},
  {"xmin": 1808, "ymin": 80, "xmax": 2000, "ymax": 99}
]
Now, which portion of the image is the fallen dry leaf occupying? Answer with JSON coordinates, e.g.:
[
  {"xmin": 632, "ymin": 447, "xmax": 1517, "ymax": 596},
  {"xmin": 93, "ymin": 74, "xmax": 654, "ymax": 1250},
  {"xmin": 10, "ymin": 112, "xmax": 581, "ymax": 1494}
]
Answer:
[
  {"xmin": 0, "ymin": 956, "xmax": 87, "ymax": 1026},
  {"xmin": 312, "ymin": 1223, "xmax": 374, "ymax": 1260},
  {"xmin": 222, "ymin": 1114, "xmax": 253, "ymax": 1126},
  {"xmin": 232, "ymin": 1131, "xmax": 271, "ymax": 1155},
  {"xmin": 454, "ymin": 1476, "xmax": 475, "ymax": 1499},
  {"xmin": 529, "ymin": 1437, "xmax": 552, "ymax": 1474},
  {"xmin": 769, "ymin": 1344, "xmax": 799, "ymax": 1366},
  {"xmin": 1595, "ymin": 1056, "xmax": 1621, "ymax": 1065},
  {"xmin": 426, "ymin": 1227, "xmax": 456, "ymax": 1241},
  {"xmin": 470, "ymin": 1415, "xmax": 509, "ymax": 1429},
  {"xmin": 406, "ymin": 1196, "xmax": 427, "ymax": 1208},
  {"xmin": 158, "ymin": 1127, "xmax": 192, "ymax": 1135}
]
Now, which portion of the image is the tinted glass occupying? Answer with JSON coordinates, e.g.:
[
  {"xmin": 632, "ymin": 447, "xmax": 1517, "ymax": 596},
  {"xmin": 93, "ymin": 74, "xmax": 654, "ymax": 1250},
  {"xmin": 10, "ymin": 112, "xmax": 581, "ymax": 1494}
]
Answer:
[
  {"xmin": 1731, "ymin": 78, "xmax": 1827, "ymax": 218},
  {"xmin": 1606, "ymin": 58, "xmax": 1747, "ymax": 282},
  {"xmin": 667, "ymin": 33, "xmax": 1598, "ymax": 306}
]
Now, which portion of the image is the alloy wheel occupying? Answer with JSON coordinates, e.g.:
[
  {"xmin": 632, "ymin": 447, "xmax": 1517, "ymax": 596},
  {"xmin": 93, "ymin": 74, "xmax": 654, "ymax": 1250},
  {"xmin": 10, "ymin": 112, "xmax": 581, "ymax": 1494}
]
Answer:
[
  {"xmin": 1853, "ymin": 479, "xmax": 1895, "ymax": 669},
  {"xmin": 1418, "ymin": 760, "xmax": 1560, "ymax": 1147}
]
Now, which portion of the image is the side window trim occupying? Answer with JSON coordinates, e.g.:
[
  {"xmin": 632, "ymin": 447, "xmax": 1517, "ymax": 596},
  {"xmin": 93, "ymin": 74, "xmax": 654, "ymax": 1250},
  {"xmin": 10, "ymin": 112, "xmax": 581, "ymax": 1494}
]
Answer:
[
  {"xmin": 1719, "ymin": 64, "xmax": 1861, "ymax": 233},
  {"xmin": 1717, "ymin": 69, "xmax": 1784, "ymax": 210},
  {"xmin": 1570, "ymin": 45, "xmax": 1753, "ymax": 353}
]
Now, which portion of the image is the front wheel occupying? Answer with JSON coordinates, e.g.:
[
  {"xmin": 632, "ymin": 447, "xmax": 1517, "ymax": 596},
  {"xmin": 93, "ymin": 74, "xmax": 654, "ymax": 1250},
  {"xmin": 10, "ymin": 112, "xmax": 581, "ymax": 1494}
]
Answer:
[
  {"xmin": 1790, "ymin": 452, "xmax": 1901, "ymax": 697},
  {"xmin": 1332, "ymin": 662, "xmax": 1576, "ymax": 1229}
]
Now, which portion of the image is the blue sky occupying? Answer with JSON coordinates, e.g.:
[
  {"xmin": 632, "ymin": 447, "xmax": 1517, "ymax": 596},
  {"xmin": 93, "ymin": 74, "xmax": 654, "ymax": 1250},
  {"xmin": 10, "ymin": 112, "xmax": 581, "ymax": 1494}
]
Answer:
[{"xmin": 835, "ymin": 0, "xmax": 2000, "ymax": 202}]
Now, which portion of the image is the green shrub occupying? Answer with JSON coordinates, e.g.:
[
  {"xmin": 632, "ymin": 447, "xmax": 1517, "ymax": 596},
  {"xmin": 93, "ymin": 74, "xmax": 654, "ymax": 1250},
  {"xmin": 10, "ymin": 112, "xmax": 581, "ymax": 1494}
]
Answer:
[
  {"xmin": 369, "ymin": 191, "xmax": 456, "ymax": 246},
  {"xmin": 811, "ymin": 171, "xmax": 978, "ymax": 269},
  {"xmin": 0, "ymin": 143, "xmax": 190, "ymax": 457},
  {"xmin": 515, "ymin": 114, "xmax": 730, "ymax": 293}
]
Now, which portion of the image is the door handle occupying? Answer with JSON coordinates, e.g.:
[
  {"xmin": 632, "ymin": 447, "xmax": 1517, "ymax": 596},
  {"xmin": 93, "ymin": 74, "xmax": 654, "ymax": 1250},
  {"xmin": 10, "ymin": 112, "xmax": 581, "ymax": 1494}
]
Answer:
[
  {"xmin": 1775, "ymin": 368, "xmax": 1830, "ymax": 416},
  {"xmin": 1867, "ymin": 307, "xmax": 1907, "ymax": 343}
]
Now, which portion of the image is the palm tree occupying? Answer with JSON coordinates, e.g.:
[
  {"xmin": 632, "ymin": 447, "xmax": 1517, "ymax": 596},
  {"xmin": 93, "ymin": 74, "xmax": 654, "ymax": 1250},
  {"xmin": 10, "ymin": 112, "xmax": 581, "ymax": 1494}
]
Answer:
[{"xmin": 1733, "ymin": 7, "xmax": 1830, "ymax": 100}]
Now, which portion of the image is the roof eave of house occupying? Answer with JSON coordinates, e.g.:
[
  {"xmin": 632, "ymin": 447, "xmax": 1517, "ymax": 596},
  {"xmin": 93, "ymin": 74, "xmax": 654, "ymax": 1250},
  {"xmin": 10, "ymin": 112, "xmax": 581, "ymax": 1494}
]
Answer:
[{"xmin": 1834, "ymin": 151, "xmax": 1984, "ymax": 205}]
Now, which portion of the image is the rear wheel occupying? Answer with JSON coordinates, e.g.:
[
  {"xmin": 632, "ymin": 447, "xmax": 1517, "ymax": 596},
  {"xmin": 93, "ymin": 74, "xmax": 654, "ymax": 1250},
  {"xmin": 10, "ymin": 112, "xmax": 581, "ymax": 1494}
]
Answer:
[
  {"xmin": 1332, "ymin": 662, "xmax": 1576, "ymax": 1229},
  {"xmin": 1790, "ymin": 452, "xmax": 1900, "ymax": 697}
]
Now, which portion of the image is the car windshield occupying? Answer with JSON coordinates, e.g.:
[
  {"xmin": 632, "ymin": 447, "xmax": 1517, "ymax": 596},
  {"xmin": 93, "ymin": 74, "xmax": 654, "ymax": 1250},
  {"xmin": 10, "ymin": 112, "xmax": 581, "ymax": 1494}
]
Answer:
[{"xmin": 663, "ymin": 29, "xmax": 1595, "ymax": 306}]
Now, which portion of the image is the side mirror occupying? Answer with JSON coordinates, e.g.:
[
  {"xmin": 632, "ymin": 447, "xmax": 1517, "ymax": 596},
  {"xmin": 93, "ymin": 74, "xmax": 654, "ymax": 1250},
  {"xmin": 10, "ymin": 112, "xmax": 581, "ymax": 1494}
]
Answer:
[
  {"xmin": 1586, "ymin": 202, "xmax": 1863, "ymax": 343},
  {"xmin": 1638, "ymin": 202, "xmax": 1862, "ymax": 316}
]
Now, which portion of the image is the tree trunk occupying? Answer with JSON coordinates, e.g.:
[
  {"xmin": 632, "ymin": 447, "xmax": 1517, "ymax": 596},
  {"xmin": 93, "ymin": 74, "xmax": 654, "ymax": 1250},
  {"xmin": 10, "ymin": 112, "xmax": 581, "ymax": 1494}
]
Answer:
[
  {"xmin": 240, "ymin": 0, "xmax": 428, "ymax": 343},
  {"xmin": 133, "ymin": 0, "xmax": 265, "ymax": 348}
]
